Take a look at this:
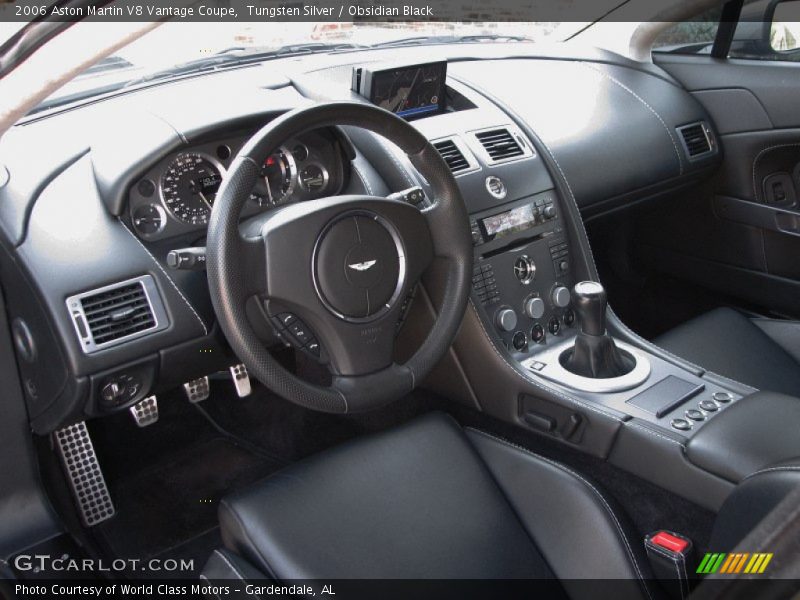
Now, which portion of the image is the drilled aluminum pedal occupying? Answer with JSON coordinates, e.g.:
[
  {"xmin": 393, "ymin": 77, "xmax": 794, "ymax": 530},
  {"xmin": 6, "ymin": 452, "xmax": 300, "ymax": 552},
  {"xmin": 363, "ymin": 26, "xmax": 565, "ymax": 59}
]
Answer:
[
  {"xmin": 229, "ymin": 364, "xmax": 252, "ymax": 397},
  {"xmin": 53, "ymin": 422, "xmax": 115, "ymax": 527},
  {"xmin": 129, "ymin": 395, "xmax": 158, "ymax": 427},
  {"xmin": 184, "ymin": 376, "xmax": 210, "ymax": 403}
]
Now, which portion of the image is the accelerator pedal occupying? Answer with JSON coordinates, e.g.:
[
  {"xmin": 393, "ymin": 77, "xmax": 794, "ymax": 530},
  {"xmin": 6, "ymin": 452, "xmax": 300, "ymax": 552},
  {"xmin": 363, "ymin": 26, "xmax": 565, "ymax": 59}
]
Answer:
[
  {"xmin": 53, "ymin": 422, "xmax": 115, "ymax": 527},
  {"xmin": 229, "ymin": 364, "xmax": 252, "ymax": 397}
]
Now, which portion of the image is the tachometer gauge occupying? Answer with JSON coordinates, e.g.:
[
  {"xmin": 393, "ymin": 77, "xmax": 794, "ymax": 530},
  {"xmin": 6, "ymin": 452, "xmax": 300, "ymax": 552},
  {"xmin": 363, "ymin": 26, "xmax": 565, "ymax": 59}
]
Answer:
[
  {"xmin": 253, "ymin": 148, "xmax": 296, "ymax": 206},
  {"xmin": 160, "ymin": 153, "xmax": 223, "ymax": 225}
]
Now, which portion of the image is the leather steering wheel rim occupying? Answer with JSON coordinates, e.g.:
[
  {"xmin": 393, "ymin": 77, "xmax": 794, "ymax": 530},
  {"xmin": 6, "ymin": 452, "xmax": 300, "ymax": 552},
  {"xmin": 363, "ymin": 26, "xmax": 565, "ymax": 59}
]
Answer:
[{"xmin": 206, "ymin": 101, "xmax": 472, "ymax": 413}]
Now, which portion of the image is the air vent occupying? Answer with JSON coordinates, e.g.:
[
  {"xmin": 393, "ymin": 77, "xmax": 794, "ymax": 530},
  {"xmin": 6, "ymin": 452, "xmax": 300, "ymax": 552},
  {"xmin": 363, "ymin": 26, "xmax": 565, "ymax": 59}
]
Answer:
[
  {"xmin": 677, "ymin": 122, "xmax": 715, "ymax": 159},
  {"xmin": 67, "ymin": 275, "xmax": 168, "ymax": 353},
  {"xmin": 475, "ymin": 128, "xmax": 525, "ymax": 161},
  {"xmin": 433, "ymin": 138, "xmax": 472, "ymax": 174}
]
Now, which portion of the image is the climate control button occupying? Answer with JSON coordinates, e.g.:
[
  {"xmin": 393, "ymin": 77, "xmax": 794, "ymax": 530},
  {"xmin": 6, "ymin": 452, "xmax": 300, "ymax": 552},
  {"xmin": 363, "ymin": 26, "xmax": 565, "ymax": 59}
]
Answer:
[
  {"xmin": 496, "ymin": 308, "xmax": 518, "ymax": 332},
  {"xmin": 531, "ymin": 323, "xmax": 545, "ymax": 344},
  {"xmin": 551, "ymin": 286, "xmax": 570, "ymax": 308},
  {"xmin": 524, "ymin": 297, "xmax": 546, "ymax": 319},
  {"xmin": 512, "ymin": 331, "xmax": 528, "ymax": 352}
]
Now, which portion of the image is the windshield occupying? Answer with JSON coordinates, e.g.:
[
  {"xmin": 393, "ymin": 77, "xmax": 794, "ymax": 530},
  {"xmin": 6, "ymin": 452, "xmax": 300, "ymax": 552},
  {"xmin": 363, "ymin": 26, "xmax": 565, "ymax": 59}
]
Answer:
[{"xmin": 0, "ymin": 20, "xmax": 587, "ymax": 114}]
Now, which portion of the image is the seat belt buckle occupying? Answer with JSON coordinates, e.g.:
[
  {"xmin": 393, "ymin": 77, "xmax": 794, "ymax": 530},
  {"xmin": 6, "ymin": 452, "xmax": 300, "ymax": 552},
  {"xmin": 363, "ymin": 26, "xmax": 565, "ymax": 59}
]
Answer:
[{"xmin": 645, "ymin": 530, "xmax": 693, "ymax": 600}]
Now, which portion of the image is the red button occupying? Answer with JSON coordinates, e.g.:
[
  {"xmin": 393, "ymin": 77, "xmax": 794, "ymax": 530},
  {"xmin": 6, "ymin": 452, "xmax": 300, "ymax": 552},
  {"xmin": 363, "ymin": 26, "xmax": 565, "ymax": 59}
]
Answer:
[{"xmin": 651, "ymin": 531, "xmax": 689, "ymax": 553}]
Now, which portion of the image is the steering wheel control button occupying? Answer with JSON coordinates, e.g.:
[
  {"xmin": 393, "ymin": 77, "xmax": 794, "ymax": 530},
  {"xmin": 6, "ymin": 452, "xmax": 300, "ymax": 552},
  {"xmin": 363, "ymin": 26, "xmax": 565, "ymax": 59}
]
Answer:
[
  {"xmin": 495, "ymin": 308, "xmax": 518, "ymax": 332},
  {"xmin": 685, "ymin": 409, "xmax": 706, "ymax": 422},
  {"xmin": 314, "ymin": 214, "xmax": 402, "ymax": 321},
  {"xmin": 698, "ymin": 399, "xmax": 719, "ymax": 412},
  {"xmin": 305, "ymin": 339, "xmax": 321, "ymax": 357},
  {"xmin": 712, "ymin": 391, "xmax": 733, "ymax": 403},
  {"xmin": 671, "ymin": 418, "xmax": 692, "ymax": 431},
  {"xmin": 277, "ymin": 313, "xmax": 297, "ymax": 327}
]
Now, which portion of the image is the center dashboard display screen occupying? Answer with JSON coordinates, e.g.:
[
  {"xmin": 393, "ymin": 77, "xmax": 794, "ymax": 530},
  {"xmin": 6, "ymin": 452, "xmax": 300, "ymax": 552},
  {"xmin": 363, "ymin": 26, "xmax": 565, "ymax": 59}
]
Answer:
[
  {"xmin": 352, "ymin": 61, "xmax": 447, "ymax": 118},
  {"xmin": 481, "ymin": 203, "xmax": 538, "ymax": 241}
]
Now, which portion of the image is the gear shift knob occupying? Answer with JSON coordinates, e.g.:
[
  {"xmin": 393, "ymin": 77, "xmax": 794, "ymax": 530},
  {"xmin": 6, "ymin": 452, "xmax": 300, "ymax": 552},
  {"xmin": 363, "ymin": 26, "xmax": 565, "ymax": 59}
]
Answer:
[{"xmin": 572, "ymin": 281, "xmax": 607, "ymax": 336}]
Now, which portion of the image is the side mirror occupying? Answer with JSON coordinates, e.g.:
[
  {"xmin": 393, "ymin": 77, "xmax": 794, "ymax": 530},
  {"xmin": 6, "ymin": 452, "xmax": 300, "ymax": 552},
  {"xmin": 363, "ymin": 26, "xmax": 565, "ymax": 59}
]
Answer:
[{"xmin": 770, "ymin": 0, "xmax": 800, "ymax": 51}]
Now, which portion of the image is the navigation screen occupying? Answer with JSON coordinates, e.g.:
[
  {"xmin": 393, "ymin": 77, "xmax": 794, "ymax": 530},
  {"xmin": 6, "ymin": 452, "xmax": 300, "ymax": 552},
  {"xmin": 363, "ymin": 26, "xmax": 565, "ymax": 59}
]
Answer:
[
  {"xmin": 481, "ymin": 203, "xmax": 537, "ymax": 240},
  {"xmin": 369, "ymin": 62, "xmax": 446, "ymax": 118}
]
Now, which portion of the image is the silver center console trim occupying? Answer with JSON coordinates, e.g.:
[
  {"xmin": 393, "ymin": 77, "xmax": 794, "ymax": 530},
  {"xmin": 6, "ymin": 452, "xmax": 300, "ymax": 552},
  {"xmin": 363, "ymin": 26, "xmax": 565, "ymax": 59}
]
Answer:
[{"xmin": 521, "ymin": 337, "xmax": 651, "ymax": 393}]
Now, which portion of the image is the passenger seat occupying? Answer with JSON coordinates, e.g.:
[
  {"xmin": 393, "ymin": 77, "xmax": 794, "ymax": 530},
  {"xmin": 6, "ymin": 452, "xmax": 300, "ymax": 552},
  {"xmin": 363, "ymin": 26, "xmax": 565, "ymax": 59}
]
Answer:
[{"xmin": 655, "ymin": 308, "xmax": 800, "ymax": 397}]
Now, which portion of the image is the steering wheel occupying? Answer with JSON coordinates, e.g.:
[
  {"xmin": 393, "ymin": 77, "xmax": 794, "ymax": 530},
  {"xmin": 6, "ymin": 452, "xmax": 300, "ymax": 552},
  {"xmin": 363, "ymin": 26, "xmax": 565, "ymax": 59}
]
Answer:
[{"xmin": 206, "ymin": 102, "xmax": 471, "ymax": 413}]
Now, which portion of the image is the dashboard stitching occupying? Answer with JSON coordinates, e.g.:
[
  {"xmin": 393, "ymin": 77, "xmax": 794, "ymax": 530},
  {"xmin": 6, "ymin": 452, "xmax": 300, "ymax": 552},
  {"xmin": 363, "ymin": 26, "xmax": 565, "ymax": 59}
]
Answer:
[
  {"xmin": 467, "ymin": 300, "xmax": 623, "ymax": 422},
  {"xmin": 579, "ymin": 62, "xmax": 685, "ymax": 176},
  {"xmin": 351, "ymin": 161, "xmax": 374, "ymax": 195},
  {"xmin": 466, "ymin": 427, "xmax": 653, "ymax": 593},
  {"xmin": 118, "ymin": 218, "xmax": 209, "ymax": 336},
  {"xmin": 751, "ymin": 142, "xmax": 800, "ymax": 201}
]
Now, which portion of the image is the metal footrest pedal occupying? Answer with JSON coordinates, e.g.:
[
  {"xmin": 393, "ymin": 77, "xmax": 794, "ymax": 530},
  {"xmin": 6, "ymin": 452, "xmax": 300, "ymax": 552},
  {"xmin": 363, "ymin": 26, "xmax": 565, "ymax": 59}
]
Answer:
[
  {"xmin": 184, "ymin": 376, "xmax": 210, "ymax": 403},
  {"xmin": 229, "ymin": 364, "xmax": 252, "ymax": 397},
  {"xmin": 129, "ymin": 395, "xmax": 159, "ymax": 427},
  {"xmin": 53, "ymin": 422, "xmax": 115, "ymax": 527}
]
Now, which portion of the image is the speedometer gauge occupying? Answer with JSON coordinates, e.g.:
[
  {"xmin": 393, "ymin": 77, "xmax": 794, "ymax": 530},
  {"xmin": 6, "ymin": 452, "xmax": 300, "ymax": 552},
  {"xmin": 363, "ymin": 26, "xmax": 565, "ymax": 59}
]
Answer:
[{"xmin": 160, "ymin": 153, "xmax": 223, "ymax": 225}]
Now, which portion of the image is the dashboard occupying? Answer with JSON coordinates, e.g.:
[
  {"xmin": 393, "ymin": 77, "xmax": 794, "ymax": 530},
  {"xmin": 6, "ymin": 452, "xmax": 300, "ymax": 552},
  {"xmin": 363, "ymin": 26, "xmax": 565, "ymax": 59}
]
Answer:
[
  {"xmin": 0, "ymin": 45, "xmax": 722, "ymax": 435},
  {"xmin": 128, "ymin": 128, "xmax": 347, "ymax": 240}
]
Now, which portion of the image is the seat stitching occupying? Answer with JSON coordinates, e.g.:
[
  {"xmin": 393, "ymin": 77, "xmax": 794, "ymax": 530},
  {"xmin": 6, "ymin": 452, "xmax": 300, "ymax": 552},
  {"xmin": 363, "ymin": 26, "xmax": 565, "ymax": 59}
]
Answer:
[
  {"xmin": 579, "ymin": 62, "xmax": 684, "ymax": 176},
  {"xmin": 741, "ymin": 465, "xmax": 800, "ymax": 482},
  {"xmin": 466, "ymin": 427, "xmax": 653, "ymax": 599},
  {"xmin": 752, "ymin": 142, "xmax": 800, "ymax": 200},
  {"xmin": 118, "ymin": 218, "xmax": 209, "ymax": 336}
]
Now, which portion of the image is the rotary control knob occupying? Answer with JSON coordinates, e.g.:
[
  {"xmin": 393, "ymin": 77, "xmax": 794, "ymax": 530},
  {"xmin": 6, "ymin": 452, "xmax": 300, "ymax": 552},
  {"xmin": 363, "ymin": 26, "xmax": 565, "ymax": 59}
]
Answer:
[
  {"xmin": 551, "ymin": 286, "xmax": 571, "ymax": 308},
  {"xmin": 495, "ymin": 308, "xmax": 518, "ymax": 332},
  {"xmin": 524, "ymin": 297, "xmax": 546, "ymax": 319}
]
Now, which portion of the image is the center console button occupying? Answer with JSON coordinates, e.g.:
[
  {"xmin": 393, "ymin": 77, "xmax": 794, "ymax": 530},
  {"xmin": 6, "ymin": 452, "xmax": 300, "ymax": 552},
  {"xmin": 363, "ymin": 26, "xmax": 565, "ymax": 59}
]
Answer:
[
  {"xmin": 685, "ymin": 409, "xmax": 705, "ymax": 421},
  {"xmin": 496, "ymin": 308, "xmax": 518, "ymax": 332},
  {"xmin": 531, "ymin": 323, "xmax": 545, "ymax": 344},
  {"xmin": 699, "ymin": 399, "xmax": 719, "ymax": 412},
  {"xmin": 671, "ymin": 418, "xmax": 692, "ymax": 431},
  {"xmin": 512, "ymin": 331, "xmax": 527, "ymax": 352},
  {"xmin": 563, "ymin": 308, "xmax": 575, "ymax": 327},
  {"xmin": 712, "ymin": 392, "xmax": 733, "ymax": 403},
  {"xmin": 524, "ymin": 297, "xmax": 546, "ymax": 319},
  {"xmin": 551, "ymin": 286, "xmax": 570, "ymax": 308},
  {"xmin": 548, "ymin": 316, "xmax": 561, "ymax": 335}
]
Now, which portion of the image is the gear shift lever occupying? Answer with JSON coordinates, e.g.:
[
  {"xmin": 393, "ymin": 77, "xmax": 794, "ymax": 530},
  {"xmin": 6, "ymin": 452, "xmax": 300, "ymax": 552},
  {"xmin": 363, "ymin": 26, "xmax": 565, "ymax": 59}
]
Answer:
[
  {"xmin": 561, "ymin": 281, "xmax": 635, "ymax": 379},
  {"xmin": 572, "ymin": 281, "xmax": 607, "ymax": 336}
]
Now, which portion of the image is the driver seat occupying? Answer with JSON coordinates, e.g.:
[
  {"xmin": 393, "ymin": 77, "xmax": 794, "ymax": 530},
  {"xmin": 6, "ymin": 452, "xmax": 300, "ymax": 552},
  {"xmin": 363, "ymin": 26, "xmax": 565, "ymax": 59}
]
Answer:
[{"xmin": 201, "ymin": 413, "xmax": 656, "ymax": 598}]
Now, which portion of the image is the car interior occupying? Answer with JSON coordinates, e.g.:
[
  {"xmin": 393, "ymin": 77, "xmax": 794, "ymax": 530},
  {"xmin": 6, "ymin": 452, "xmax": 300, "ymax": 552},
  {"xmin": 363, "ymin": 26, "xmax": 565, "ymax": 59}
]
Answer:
[{"xmin": 1, "ymin": 1, "xmax": 800, "ymax": 599}]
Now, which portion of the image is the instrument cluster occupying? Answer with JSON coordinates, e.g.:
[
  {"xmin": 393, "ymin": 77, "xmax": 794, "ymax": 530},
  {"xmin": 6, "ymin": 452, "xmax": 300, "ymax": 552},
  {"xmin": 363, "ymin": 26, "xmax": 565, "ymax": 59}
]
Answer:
[{"xmin": 128, "ymin": 129, "xmax": 344, "ymax": 240}]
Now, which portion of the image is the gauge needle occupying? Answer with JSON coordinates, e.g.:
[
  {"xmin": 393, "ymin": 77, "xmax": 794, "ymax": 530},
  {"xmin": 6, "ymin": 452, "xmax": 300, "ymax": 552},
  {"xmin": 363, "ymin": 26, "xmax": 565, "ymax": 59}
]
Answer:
[
  {"xmin": 265, "ymin": 177, "xmax": 274, "ymax": 205},
  {"xmin": 198, "ymin": 190, "xmax": 213, "ymax": 211}
]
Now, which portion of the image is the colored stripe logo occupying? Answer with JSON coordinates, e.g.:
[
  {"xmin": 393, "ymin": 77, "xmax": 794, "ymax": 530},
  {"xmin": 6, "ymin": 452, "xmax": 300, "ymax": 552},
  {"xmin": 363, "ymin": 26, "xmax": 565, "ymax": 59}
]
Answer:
[{"xmin": 697, "ymin": 553, "xmax": 773, "ymax": 574}]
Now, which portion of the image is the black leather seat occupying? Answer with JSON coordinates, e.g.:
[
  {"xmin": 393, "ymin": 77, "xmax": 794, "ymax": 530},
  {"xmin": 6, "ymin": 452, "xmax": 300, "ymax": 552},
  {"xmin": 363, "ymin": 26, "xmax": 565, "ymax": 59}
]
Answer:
[
  {"xmin": 208, "ymin": 413, "xmax": 654, "ymax": 598},
  {"xmin": 655, "ymin": 308, "xmax": 800, "ymax": 397}
]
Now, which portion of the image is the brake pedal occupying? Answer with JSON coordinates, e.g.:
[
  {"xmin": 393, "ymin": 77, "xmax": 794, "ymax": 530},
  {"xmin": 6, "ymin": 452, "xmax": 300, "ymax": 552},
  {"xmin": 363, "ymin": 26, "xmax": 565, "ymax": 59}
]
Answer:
[
  {"xmin": 53, "ymin": 422, "xmax": 115, "ymax": 527},
  {"xmin": 184, "ymin": 376, "xmax": 210, "ymax": 403},
  {"xmin": 229, "ymin": 364, "xmax": 252, "ymax": 397},
  {"xmin": 129, "ymin": 395, "xmax": 159, "ymax": 427}
]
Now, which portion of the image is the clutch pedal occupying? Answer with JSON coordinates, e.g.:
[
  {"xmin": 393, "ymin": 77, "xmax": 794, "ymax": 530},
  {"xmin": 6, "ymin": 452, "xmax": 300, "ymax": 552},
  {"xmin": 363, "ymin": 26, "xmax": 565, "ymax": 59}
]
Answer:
[
  {"xmin": 184, "ymin": 376, "xmax": 210, "ymax": 403},
  {"xmin": 53, "ymin": 422, "xmax": 115, "ymax": 527},
  {"xmin": 229, "ymin": 364, "xmax": 252, "ymax": 397},
  {"xmin": 129, "ymin": 395, "xmax": 158, "ymax": 427}
]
